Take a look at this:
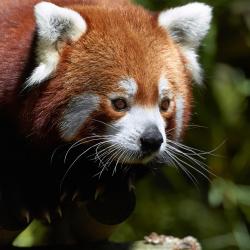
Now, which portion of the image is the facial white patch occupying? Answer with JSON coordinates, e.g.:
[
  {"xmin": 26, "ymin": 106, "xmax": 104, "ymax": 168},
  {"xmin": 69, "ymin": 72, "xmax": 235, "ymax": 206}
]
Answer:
[
  {"xmin": 106, "ymin": 105, "xmax": 167, "ymax": 163},
  {"xmin": 158, "ymin": 75, "xmax": 174, "ymax": 99},
  {"xmin": 175, "ymin": 95, "xmax": 184, "ymax": 139},
  {"xmin": 60, "ymin": 94, "xmax": 99, "ymax": 140},
  {"xmin": 119, "ymin": 77, "xmax": 138, "ymax": 97},
  {"xmin": 159, "ymin": 75, "xmax": 168, "ymax": 96},
  {"xmin": 24, "ymin": 2, "xmax": 87, "ymax": 89}
]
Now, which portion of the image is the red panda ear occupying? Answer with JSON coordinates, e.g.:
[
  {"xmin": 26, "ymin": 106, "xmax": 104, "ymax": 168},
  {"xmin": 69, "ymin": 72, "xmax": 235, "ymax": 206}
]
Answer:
[
  {"xmin": 158, "ymin": 2, "xmax": 212, "ymax": 84},
  {"xmin": 24, "ymin": 2, "xmax": 87, "ymax": 89}
]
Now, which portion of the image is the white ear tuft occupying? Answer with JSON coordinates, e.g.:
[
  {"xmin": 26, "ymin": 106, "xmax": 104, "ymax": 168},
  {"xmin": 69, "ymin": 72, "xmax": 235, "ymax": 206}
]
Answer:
[
  {"xmin": 24, "ymin": 2, "xmax": 87, "ymax": 89},
  {"xmin": 35, "ymin": 2, "xmax": 87, "ymax": 42},
  {"xmin": 158, "ymin": 2, "xmax": 212, "ymax": 49},
  {"xmin": 158, "ymin": 2, "xmax": 212, "ymax": 84}
]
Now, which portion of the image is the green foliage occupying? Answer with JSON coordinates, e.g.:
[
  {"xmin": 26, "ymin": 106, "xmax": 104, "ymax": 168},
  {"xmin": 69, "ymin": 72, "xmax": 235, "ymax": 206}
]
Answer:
[{"xmin": 112, "ymin": 1, "xmax": 250, "ymax": 250}]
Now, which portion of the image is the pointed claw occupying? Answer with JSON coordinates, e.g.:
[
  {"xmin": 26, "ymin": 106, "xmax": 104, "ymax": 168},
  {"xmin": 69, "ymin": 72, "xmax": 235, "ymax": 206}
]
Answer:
[
  {"xmin": 24, "ymin": 211, "xmax": 31, "ymax": 224},
  {"xmin": 44, "ymin": 212, "xmax": 51, "ymax": 224},
  {"xmin": 128, "ymin": 176, "xmax": 135, "ymax": 192},
  {"xmin": 94, "ymin": 185, "xmax": 105, "ymax": 200},
  {"xmin": 20, "ymin": 210, "xmax": 31, "ymax": 224},
  {"xmin": 56, "ymin": 207, "xmax": 63, "ymax": 218},
  {"xmin": 60, "ymin": 192, "xmax": 67, "ymax": 202},
  {"xmin": 72, "ymin": 190, "xmax": 80, "ymax": 202}
]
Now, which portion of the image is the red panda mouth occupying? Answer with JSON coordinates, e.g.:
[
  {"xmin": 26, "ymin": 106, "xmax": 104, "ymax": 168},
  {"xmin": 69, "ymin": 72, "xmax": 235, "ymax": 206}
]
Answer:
[
  {"xmin": 92, "ymin": 144, "xmax": 160, "ymax": 166},
  {"xmin": 123, "ymin": 151, "xmax": 159, "ymax": 165},
  {"xmin": 61, "ymin": 138, "xmax": 161, "ymax": 169},
  {"xmin": 53, "ymin": 142, "xmax": 159, "ymax": 184}
]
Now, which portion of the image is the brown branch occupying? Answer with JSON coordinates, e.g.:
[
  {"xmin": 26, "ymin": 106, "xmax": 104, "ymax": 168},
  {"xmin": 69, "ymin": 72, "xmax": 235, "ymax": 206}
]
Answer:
[{"xmin": 4, "ymin": 236, "xmax": 201, "ymax": 250}]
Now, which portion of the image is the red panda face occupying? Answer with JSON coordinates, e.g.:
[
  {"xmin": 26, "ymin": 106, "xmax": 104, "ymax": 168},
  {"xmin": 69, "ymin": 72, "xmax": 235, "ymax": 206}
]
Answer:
[
  {"xmin": 24, "ymin": 2, "xmax": 211, "ymax": 166},
  {"xmin": 59, "ymin": 74, "xmax": 188, "ymax": 164}
]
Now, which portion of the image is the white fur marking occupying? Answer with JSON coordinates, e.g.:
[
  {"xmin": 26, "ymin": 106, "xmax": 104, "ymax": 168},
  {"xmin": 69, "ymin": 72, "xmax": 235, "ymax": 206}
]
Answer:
[
  {"xmin": 35, "ymin": 2, "xmax": 87, "ymax": 43},
  {"xmin": 175, "ymin": 95, "xmax": 184, "ymax": 139},
  {"xmin": 119, "ymin": 78, "xmax": 138, "ymax": 97},
  {"xmin": 158, "ymin": 2, "xmax": 212, "ymax": 49},
  {"xmin": 158, "ymin": 75, "xmax": 174, "ymax": 99},
  {"xmin": 26, "ymin": 52, "xmax": 59, "ymax": 86},
  {"xmin": 159, "ymin": 75, "xmax": 169, "ymax": 95},
  {"xmin": 24, "ymin": 2, "xmax": 87, "ymax": 88},
  {"xmin": 158, "ymin": 2, "xmax": 212, "ymax": 84},
  {"xmin": 106, "ymin": 105, "xmax": 167, "ymax": 163},
  {"xmin": 181, "ymin": 48, "xmax": 202, "ymax": 84},
  {"xmin": 60, "ymin": 94, "xmax": 99, "ymax": 140}
]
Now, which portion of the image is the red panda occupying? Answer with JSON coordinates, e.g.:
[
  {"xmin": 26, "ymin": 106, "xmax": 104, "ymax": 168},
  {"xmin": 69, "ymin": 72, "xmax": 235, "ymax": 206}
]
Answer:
[{"xmin": 0, "ymin": 0, "xmax": 212, "ymax": 245}]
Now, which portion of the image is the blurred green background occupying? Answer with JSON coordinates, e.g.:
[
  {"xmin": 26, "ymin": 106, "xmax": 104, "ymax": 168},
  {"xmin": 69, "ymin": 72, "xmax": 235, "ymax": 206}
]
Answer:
[{"xmin": 110, "ymin": 0, "xmax": 250, "ymax": 250}]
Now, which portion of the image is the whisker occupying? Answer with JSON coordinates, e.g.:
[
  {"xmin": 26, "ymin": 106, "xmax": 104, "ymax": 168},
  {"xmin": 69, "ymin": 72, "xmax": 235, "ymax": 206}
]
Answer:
[
  {"xmin": 90, "ymin": 118, "xmax": 119, "ymax": 132},
  {"xmin": 60, "ymin": 140, "xmax": 111, "ymax": 190},
  {"xmin": 95, "ymin": 144, "xmax": 118, "ymax": 170},
  {"xmin": 166, "ymin": 144, "xmax": 217, "ymax": 178},
  {"xmin": 50, "ymin": 144, "xmax": 67, "ymax": 166},
  {"xmin": 183, "ymin": 124, "xmax": 208, "ymax": 130},
  {"xmin": 121, "ymin": 150, "xmax": 135, "ymax": 167},
  {"xmin": 94, "ymin": 147, "xmax": 121, "ymax": 178},
  {"xmin": 167, "ymin": 140, "xmax": 207, "ymax": 157},
  {"xmin": 93, "ymin": 141, "xmax": 118, "ymax": 161},
  {"xmin": 64, "ymin": 135, "xmax": 111, "ymax": 164},
  {"xmin": 165, "ymin": 150, "xmax": 200, "ymax": 189},
  {"xmin": 167, "ymin": 147, "xmax": 211, "ymax": 183},
  {"xmin": 112, "ymin": 148, "xmax": 125, "ymax": 176},
  {"xmin": 167, "ymin": 124, "xmax": 208, "ymax": 133},
  {"xmin": 168, "ymin": 139, "xmax": 225, "ymax": 158}
]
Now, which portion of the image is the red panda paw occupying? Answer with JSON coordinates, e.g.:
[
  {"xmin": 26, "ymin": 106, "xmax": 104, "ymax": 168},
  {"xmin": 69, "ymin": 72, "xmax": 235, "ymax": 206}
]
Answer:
[
  {"xmin": 31, "ymin": 206, "xmax": 63, "ymax": 225},
  {"xmin": 0, "ymin": 189, "xmax": 31, "ymax": 231},
  {"xmin": 0, "ymin": 185, "xmax": 63, "ymax": 230}
]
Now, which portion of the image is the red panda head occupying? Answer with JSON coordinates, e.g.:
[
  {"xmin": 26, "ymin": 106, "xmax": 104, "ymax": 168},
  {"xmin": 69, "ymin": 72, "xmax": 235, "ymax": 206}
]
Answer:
[{"xmin": 23, "ymin": 1, "xmax": 212, "ymax": 166}]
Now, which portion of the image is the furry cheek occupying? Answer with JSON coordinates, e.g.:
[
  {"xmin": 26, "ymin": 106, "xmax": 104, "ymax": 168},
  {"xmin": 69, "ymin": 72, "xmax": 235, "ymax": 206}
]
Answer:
[{"xmin": 59, "ymin": 93, "xmax": 100, "ymax": 141}]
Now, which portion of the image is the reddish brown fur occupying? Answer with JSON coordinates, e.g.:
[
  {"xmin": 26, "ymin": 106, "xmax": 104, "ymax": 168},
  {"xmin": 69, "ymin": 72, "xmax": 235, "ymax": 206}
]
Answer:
[
  {"xmin": 0, "ymin": 2, "xmax": 196, "ymax": 240},
  {"xmin": 0, "ymin": 0, "xmax": 192, "ymax": 144}
]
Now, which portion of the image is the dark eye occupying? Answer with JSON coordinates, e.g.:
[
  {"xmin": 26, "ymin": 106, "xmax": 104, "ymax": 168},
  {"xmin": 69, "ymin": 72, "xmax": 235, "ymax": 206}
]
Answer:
[
  {"xmin": 160, "ymin": 97, "xmax": 170, "ymax": 112},
  {"xmin": 112, "ymin": 98, "xmax": 128, "ymax": 111}
]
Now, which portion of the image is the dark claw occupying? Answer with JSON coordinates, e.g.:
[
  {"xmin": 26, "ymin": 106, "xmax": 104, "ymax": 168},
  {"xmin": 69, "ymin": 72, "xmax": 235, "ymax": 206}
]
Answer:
[
  {"xmin": 20, "ymin": 209, "xmax": 31, "ymax": 225},
  {"xmin": 72, "ymin": 190, "xmax": 80, "ymax": 202},
  {"xmin": 128, "ymin": 176, "xmax": 135, "ymax": 192},
  {"xmin": 60, "ymin": 192, "xmax": 68, "ymax": 202},
  {"xmin": 56, "ymin": 207, "xmax": 63, "ymax": 218},
  {"xmin": 40, "ymin": 212, "xmax": 51, "ymax": 225},
  {"xmin": 94, "ymin": 185, "xmax": 105, "ymax": 200}
]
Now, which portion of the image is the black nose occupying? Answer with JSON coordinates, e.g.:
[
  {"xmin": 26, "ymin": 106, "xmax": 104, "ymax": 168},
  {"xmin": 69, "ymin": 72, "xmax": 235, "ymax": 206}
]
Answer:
[{"xmin": 140, "ymin": 126, "xmax": 163, "ymax": 153}]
